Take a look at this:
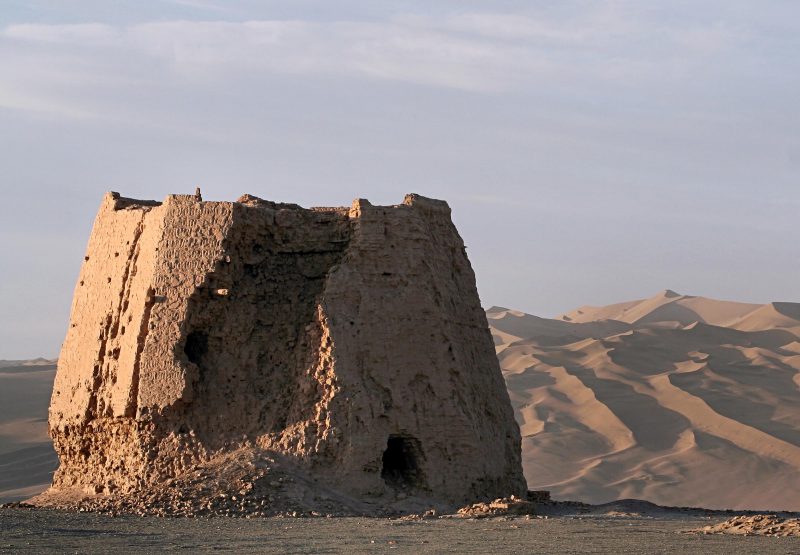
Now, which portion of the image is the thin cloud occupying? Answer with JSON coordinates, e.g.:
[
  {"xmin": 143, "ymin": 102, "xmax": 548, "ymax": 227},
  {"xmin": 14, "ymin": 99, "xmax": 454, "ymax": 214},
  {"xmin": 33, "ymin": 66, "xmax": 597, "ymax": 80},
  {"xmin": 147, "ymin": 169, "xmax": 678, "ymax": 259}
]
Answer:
[
  {"xmin": 4, "ymin": 22, "xmax": 119, "ymax": 43},
  {"xmin": 0, "ymin": 10, "xmax": 747, "ymax": 101},
  {"xmin": 0, "ymin": 86, "xmax": 94, "ymax": 119},
  {"xmin": 165, "ymin": 0, "xmax": 231, "ymax": 12}
]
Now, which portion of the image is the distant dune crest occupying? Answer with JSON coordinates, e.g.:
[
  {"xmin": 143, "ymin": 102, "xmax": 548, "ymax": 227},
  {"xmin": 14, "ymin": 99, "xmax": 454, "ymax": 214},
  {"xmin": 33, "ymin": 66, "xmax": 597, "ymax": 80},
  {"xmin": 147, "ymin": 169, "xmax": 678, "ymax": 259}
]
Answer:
[
  {"xmin": 556, "ymin": 290, "xmax": 800, "ymax": 333},
  {"xmin": 491, "ymin": 291, "xmax": 800, "ymax": 512}
]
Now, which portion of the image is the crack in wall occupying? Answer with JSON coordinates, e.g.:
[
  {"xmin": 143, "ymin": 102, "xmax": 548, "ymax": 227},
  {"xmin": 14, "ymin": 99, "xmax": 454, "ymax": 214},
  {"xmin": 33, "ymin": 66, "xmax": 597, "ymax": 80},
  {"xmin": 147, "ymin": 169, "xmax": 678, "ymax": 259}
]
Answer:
[{"xmin": 128, "ymin": 286, "xmax": 155, "ymax": 418}]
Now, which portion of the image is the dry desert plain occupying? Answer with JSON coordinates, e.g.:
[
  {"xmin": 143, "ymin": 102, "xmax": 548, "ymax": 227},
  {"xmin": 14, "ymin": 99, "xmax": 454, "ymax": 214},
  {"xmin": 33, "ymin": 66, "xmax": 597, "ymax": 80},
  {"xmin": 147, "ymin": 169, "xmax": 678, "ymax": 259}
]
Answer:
[{"xmin": 2, "ymin": 290, "xmax": 800, "ymax": 551}]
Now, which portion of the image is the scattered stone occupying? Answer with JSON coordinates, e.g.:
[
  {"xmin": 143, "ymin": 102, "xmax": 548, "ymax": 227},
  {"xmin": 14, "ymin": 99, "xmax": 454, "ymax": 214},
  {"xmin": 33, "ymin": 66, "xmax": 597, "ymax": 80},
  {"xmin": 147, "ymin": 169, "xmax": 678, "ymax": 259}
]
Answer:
[
  {"xmin": 692, "ymin": 515, "xmax": 800, "ymax": 537},
  {"xmin": 455, "ymin": 496, "xmax": 535, "ymax": 519}
]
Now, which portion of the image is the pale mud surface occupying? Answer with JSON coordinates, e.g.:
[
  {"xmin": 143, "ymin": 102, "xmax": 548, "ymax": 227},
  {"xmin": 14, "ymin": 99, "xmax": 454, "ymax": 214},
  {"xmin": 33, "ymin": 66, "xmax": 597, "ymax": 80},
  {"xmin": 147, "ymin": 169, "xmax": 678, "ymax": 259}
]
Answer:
[{"xmin": 2, "ymin": 507, "xmax": 800, "ymax": 554}]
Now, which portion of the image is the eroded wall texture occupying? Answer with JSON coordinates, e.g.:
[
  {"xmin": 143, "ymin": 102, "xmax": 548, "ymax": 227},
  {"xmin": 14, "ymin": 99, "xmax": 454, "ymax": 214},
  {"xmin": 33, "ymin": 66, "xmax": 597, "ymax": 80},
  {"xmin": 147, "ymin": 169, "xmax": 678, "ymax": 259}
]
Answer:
[{"xmin": 49, "ymin": 192, "xmax": 525, "ymax": 506}]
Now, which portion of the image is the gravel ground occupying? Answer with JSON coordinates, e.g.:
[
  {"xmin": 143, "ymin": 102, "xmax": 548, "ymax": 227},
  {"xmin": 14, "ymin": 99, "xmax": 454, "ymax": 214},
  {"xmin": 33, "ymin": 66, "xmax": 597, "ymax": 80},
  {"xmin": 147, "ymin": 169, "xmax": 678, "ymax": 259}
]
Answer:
[{"xmin": 2, "ymin": 508, "xmax": 800, "ymax": 554}]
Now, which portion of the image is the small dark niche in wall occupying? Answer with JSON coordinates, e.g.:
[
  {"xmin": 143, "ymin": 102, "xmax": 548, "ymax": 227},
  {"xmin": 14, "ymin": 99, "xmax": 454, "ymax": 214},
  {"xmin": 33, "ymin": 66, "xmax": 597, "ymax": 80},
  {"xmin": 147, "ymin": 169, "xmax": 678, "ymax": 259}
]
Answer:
[{"xmin": 184, "ymin": 330, "xmax": 208, "ymax": 365}]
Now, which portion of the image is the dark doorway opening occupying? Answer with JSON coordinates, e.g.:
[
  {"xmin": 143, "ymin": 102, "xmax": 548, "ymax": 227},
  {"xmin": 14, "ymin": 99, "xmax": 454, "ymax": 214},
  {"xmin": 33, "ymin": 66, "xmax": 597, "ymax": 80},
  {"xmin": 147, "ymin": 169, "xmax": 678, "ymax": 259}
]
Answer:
[
  {"xmin": 184, "ymin": 330, "xmax": 208, "ymax": 365},
  {"xmin": 381, "ymin": 435, "xmax": 424, "ymax": 489}
]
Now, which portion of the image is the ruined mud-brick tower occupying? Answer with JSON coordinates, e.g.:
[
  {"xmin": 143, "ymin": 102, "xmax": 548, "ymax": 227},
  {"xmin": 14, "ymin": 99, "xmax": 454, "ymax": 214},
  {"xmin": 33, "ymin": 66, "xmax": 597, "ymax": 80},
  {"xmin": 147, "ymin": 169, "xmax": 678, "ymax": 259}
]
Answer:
[{"xmin": 48, "ymin": 192, "xmax": 525, "ymax": 506}]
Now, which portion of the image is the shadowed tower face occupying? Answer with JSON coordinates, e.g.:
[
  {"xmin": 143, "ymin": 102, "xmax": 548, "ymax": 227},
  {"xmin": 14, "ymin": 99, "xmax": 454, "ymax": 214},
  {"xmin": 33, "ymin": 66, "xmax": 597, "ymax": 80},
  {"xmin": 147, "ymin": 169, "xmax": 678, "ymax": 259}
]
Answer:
[{"xmin": 46, "ymin": 191, "xmax": 526, "ymax": 508}]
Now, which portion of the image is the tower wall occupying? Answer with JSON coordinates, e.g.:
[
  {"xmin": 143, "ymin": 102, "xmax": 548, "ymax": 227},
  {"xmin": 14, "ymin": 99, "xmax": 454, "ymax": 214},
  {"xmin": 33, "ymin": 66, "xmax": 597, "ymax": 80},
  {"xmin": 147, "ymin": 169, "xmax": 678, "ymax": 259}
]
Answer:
[{"xmin": 47, "ymin": 192, "xmax": 525, "ymax": 507}]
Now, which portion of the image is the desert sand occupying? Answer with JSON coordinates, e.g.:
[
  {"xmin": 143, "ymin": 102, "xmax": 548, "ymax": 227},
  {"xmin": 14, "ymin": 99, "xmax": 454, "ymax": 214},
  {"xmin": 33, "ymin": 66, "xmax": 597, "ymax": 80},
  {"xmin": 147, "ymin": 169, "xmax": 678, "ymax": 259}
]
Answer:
[
  {"xmin": 491, "ymin": 290, "xmax": 800, "ymax": 512},
  {"xmin": 0, "ymin": 360, "xmax": 58, "ymax": 503}
]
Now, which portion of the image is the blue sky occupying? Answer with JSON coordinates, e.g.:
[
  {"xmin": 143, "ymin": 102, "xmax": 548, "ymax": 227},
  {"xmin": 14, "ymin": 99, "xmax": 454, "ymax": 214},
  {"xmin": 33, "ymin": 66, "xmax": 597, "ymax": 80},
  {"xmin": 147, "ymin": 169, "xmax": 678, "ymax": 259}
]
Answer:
[{"xmin": 0, "ymin": 1, "xmax": 798, "ymax": 358}]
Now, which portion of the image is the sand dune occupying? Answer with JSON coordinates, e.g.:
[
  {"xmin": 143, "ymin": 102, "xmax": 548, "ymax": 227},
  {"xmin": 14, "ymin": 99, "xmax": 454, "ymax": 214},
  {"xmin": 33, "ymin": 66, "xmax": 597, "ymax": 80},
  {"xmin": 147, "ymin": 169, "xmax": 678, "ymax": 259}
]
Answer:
[
  {"xmin": 495, "ymin": 291, "xmax": 800, "ymax": 511},
  {"xmin": 0, "ymin": 361, "xmax": 58, "ymax": 503},
  {"xmin": 558, "ymin": 289, "xmax": 771, "ymax": 328},
  {"xmin": 728, "ymin": 302, "xmax": 800, "ymax": 334},
  {"xmin": 488, "ymin": 306, "xmax": 630, "ymax": 347}
]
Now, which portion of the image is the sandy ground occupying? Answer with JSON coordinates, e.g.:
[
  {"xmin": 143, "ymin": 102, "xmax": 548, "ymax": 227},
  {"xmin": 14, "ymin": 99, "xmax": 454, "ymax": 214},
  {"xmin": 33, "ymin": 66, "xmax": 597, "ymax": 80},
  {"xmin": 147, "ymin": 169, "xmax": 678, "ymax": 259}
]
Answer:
[
  {"xmin": 490, "ymin": 291, "xmax": 800, "ymax": 511},
  {"xmin": 2, "ymin": 505, "xmax": 799, "ymax": 554},
  {"xmin": 0, "ymin": 361, "xmax": 58, "ymax": 503}
]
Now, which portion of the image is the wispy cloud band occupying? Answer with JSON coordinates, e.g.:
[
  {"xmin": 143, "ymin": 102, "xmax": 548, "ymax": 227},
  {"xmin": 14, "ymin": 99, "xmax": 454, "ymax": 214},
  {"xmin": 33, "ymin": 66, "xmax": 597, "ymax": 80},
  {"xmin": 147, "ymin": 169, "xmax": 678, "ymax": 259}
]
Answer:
[{"xmin": 0, "ymin": 7, "xmax": 752, "ymax": 108}]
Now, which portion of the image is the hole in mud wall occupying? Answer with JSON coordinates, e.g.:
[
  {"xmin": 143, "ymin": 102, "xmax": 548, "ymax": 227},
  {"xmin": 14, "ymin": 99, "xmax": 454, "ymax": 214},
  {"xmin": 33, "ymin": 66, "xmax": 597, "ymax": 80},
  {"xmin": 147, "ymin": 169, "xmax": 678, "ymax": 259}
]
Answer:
[
  {"xmin": 381, "ymin": 435, "xmax": 426, "ymax": 489},
  {"xmin": 184, "ymin": 330, "xmax": 208, "ymax": 365}
]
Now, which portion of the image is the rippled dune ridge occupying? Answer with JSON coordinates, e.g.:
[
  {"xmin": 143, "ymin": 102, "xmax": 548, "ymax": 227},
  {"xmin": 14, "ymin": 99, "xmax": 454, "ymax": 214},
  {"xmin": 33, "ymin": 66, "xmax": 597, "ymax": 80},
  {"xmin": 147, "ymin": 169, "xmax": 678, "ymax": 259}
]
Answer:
[{"xmin": 491, "ymin": 290, "xmax": 800, "ymax": 511}]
